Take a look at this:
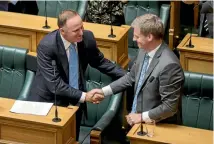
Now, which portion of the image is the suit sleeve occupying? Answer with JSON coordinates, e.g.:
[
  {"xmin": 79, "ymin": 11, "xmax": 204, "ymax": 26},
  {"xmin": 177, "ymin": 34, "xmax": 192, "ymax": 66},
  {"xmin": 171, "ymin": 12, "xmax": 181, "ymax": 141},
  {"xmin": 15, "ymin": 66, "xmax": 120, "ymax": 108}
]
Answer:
[
  {"xmin": 148, "ymin": 63, "xmax": 184, "ymax": 122},
  {"xmin": 37, "ymin": 44, "xmax": 82, "ymax": 105},
  {"xmin": 108, "ymin": 61, "xmax": 136, "ymax": 94},
  {"xmin": 86, "ymin": 31, "xmax": 127, "ymax": 80}
]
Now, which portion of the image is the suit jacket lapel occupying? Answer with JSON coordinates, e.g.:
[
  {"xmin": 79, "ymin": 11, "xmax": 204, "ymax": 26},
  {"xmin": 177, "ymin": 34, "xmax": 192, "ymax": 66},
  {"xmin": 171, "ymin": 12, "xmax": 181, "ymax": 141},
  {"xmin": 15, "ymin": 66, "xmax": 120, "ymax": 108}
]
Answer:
[
  {"xmin": 138, "ymin": 43, "xmax": 166, "ymax": 89},
  {"xmin": 57, "ymin": 31, "xmax": 69, "ymax": 79}
]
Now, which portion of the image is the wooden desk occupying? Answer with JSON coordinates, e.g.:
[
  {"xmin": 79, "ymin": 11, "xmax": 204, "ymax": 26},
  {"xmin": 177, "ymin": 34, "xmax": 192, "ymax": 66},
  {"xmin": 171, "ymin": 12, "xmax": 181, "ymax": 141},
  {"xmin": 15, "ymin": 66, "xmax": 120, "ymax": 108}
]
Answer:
[
  {"xmin": 169, "ymin": 1, "xmax": 199, "ymax": 49},
  {"xmin": 0, "ymin": 98, "xmax": 78, "ymax": 144},
  {"xmin": 0, "ymin": 11, "xmax": 129, "ymax": 68},
  {"xmin": 127, "ymin": 123, "xmax": 213, "ymax": 144},
  {"xmin": 177, "ymin": 34, "xmax": 213, "ymax": 74}
]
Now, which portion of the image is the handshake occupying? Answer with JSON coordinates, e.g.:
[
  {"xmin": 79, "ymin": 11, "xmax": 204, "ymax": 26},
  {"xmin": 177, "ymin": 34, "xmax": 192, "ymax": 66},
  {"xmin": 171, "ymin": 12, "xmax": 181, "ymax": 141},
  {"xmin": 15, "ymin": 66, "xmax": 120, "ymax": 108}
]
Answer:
[{"xmin": 85, "ymin": 89, "xmax": 105, "ymax": 104}]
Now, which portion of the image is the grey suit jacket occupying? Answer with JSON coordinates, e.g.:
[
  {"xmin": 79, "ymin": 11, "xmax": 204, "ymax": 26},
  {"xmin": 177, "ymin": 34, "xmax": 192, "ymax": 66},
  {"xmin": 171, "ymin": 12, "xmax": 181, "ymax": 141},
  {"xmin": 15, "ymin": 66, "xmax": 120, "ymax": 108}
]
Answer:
[{"xmin": 110, "ymin": 42, "xmax": 184, "ymax": 122}]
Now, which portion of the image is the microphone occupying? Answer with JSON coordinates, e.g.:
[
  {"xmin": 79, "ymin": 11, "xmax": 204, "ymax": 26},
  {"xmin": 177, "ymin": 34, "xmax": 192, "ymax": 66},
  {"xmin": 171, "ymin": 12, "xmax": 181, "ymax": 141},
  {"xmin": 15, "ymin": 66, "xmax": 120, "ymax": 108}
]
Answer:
[
  {"xmin": 108, "ymin": 2, "xmax": 116, "ymax": 38},
  {"xmin": 137, "ymin": 76, "xmax": 155, "ymax": 136},
  {"xmin": 52, "ymin": 60, "xmax": 61, "ymax": 122},
  {"xmin": 42, "ymin": 0, "xmax": 51, "ymax": 29},
  {"xmin": 186, "ymin": 27, "xmax": 194, "ymax": 48}
]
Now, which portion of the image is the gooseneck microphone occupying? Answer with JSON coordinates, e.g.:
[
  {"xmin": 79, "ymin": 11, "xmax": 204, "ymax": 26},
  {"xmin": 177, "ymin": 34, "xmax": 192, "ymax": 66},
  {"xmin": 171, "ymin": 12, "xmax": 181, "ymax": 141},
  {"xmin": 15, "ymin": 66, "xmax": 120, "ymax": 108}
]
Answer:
[
  {"xmin": 137, "ymin": 76, "xmax": 155, "ymax": 136},
  {"xmin": 108, "ymin": 2, "xmax": 116, "ymax": 38},
  {"xmin": 42, "ymin": 0, "xmax": 51, "ymax": 29},
  {"xmin": 52, "ymin": 60, "xmax": 61, "ymax": 122}
]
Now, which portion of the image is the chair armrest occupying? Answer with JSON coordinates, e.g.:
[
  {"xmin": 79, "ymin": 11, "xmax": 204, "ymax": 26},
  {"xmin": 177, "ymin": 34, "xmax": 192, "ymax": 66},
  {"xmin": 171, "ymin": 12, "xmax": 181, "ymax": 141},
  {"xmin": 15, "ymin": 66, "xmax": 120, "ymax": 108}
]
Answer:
[
  {"xmin": 92, "ymin": 92, "xmax": 123, "ymax": 131},
  {"xmin": 77, "ymin": 1, "xmax": 88, "ymax": 19},
  {"xmin": 18, "ymin": 70, "xmax": 35, "ymax": 100},
  {"xmin": 160, "ymin": 4, "xmax": 170, "ymax": 32}
]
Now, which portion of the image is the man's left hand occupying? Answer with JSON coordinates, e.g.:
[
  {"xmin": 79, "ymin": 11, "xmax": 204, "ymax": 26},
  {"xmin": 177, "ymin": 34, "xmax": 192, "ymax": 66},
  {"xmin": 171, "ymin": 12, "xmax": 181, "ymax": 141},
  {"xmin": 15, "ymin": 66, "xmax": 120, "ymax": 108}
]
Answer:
[{"xmin": 126, "ymin": 113, "xmax": 142, "ymax": 126}]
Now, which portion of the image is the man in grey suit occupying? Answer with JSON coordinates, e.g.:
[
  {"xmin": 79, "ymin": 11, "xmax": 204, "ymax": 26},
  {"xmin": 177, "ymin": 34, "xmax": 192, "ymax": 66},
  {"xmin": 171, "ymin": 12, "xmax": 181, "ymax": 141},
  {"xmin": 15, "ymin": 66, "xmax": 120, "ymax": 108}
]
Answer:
[{"xmin": 92, "ymin": 14, "xmax": 184, "ymax": 126}]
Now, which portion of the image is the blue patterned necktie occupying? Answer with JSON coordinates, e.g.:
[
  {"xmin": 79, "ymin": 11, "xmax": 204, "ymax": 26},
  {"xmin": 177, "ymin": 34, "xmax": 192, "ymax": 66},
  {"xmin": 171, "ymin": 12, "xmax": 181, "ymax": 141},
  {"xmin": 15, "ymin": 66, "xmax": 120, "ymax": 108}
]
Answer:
[
  {"xmin": 131, "ymin": 53, "xmax": 150, "ymax": 113},
  {"xmin": 69, "ymin": 43, "xmax": 79, "ymax": 89}
]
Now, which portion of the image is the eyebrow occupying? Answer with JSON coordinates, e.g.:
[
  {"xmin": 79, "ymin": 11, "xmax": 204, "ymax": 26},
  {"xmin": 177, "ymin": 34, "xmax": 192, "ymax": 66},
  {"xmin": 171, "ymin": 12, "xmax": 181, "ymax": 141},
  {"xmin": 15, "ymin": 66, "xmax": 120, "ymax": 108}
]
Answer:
[{"xmin": 72, "ymin": 25, "xmax": 83, "ymax": 32}]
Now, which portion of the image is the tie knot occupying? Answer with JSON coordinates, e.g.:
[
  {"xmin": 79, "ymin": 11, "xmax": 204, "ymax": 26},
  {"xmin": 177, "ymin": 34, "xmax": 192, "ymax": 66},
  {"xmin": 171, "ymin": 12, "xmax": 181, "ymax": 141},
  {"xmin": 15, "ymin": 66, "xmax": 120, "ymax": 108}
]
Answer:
[{"xmin": 69, "ymin": 43, "xmax": 76, "ymax": 49}]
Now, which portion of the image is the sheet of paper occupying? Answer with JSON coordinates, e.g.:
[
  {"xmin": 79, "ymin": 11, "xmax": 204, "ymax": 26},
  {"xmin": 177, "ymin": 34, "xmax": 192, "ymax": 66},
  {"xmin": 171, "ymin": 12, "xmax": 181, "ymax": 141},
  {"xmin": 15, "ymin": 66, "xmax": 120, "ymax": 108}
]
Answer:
[{"xmin": 10, "ymin": 100, "xmax": 53, "ymax": 116}]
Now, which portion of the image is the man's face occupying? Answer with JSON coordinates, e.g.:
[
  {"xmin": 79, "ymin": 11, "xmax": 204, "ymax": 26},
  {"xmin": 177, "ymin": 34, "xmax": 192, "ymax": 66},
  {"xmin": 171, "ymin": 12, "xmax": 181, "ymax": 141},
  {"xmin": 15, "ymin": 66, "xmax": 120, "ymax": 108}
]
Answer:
[
  {"xmin": 60, "ymin": 15, "xmax": 84, "ymax": 43},
  {"xmin": 133, "ymin": 27, "xmax": 151, "ymax": 49}
]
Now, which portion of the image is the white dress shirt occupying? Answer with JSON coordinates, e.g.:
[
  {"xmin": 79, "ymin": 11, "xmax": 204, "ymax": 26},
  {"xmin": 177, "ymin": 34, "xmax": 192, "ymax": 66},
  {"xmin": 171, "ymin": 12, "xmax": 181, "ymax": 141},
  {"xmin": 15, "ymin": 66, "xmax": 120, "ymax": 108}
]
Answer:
[
  {"xmin": 60, "ymin": 34, "xmax": 86, "ymax": 103},
  {"xmin": 102, "ymin": 44, "xmax": 161, "ymax": 123}
]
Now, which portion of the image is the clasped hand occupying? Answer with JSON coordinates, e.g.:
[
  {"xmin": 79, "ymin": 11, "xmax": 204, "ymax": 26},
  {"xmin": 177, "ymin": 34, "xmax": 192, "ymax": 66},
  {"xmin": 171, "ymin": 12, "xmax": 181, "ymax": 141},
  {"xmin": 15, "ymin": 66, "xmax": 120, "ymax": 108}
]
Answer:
[{"xmin": 85, "ymin": 89, "xmax": 104, "ymax": 104}]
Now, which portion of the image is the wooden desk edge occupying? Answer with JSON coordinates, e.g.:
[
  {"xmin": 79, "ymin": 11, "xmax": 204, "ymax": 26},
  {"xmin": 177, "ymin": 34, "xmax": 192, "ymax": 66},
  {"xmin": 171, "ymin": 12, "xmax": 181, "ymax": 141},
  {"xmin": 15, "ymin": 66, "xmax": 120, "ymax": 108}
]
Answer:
[
  {"xmin": 127, "ymin": 124, "xmax": 140, "ymax": 138},
  {"xmin": 177, "ymin": 33, "xmax": 198, "ymax": 49},
  {"xmin": 28, "ymin": 51, "xmax": 37, "ymax": 57}
]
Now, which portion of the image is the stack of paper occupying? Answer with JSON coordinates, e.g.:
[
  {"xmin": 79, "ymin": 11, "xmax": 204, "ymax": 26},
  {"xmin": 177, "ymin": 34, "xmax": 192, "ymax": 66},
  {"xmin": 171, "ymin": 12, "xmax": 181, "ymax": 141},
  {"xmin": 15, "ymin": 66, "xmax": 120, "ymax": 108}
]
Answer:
[{"xmin": 10, "ymin": 100, "xmax": 53, "ymax": 116}]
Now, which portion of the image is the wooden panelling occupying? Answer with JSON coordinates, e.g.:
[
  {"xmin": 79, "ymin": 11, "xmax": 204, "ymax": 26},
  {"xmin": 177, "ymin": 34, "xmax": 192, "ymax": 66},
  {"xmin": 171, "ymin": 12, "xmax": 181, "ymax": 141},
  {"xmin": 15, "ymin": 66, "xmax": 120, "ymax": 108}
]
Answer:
[
  {"xmin": 177, "ymin": 34, "xmax": 213, "ymax": 75},
  {"xmin": 0, "ymin": 27, "xmax": 36, "ymax": 51},
  {"xmin": 0, "ymin": 98, "xmax": 78, "ymax": 144}
]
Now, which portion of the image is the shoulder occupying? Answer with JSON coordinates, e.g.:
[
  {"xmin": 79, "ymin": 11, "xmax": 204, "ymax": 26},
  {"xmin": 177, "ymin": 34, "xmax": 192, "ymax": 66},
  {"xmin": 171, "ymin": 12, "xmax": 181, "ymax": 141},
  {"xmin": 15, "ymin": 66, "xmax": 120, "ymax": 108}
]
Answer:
[
  {"xmin": 82, "ymin": 30, "xmax": 96, "ymax": 48},
  {"xmin": 160, "ymin": 44, "xmax": 180, "ymax": 65},
  {"xmin": 83, "ymin": 30, "xmax": 95, "ymax": 39},
  {"xmin": 38, "ymin": 30, "xmax": 59, "ymax": 52}
]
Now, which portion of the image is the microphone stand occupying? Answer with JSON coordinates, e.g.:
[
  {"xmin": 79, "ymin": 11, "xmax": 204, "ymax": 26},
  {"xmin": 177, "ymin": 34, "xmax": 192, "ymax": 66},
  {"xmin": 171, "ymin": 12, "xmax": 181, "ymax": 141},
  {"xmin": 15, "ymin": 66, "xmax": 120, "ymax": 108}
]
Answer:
[
  {"xmin": 43, "ymin": 0, "xmax": 50, "ymax": 29},
  {"xmin": 186, "ymin": 30, "xmax": 194, "ymax": 48},
  {"xmin": 108, "ymin": 2, "xmax": 116, "ymax": 38},
  {"xmin": 52, "ymin": 60, "xmax": 61, "ymax": 122},
  {"xmin": 137, "ymin": 76, "xmax": 155, "ymax": 136}
]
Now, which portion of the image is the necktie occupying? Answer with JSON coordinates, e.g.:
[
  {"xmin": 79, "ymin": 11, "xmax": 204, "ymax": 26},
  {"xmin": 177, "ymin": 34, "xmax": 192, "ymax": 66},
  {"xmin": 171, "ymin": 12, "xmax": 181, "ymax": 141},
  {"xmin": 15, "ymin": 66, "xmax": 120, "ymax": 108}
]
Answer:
[
  {"xmin": 131, "ymin": 54, "xmax": 150, "ymax": 113},
  {"xmin": 69, "ymin": 43, "xmax": 79, "ymax": 89}
]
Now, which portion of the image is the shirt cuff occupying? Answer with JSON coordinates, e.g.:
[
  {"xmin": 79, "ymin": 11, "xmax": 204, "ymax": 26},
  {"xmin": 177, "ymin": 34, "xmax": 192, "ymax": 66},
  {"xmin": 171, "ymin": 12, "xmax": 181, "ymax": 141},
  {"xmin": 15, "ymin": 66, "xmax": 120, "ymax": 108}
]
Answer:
[
  {"xmin": 79, "ymin": 92, "xmax": 86, "ymax": 103},
  {"xmin": 9, "ymin": 0, "xmax": 18, "ymax": 5},
  {"xmin": 102, "ymin": 85, "xmax": 113, "ymax": 97},
  {"xmin": 142, "ymin": 111, "xmax": 153, "ymax": 123}
]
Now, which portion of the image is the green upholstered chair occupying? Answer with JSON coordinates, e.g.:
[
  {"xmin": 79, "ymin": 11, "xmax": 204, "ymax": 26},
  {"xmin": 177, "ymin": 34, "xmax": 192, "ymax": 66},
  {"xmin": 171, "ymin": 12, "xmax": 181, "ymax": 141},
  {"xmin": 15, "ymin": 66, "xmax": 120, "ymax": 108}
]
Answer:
[
  {"xmin": 0, "ymin": 46, "xmax": 35, "ymax": 100},
  {"xmin": 123, "ymin": 1, "xmax": 170, "ymax": 60},
  {"xmin": 79, "ymin": 65, "xmax": 123, "ymax": 144},
  {"xmin": 37, "ymin": 1, "xmax": 88, "ymax": 19},
  {"xmin": 182, "ymin": 71, "xmax": 213, "ymax": 130}
]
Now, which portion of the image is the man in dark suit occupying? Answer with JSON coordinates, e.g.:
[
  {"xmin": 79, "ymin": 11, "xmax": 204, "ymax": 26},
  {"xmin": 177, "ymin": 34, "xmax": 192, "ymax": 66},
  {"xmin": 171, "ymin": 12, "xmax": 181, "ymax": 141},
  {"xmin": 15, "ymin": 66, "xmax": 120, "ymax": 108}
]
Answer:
[
  {"xmin": 28, "ymin": 10, "xmax": 126, "ymax": 140},
  {"xmin": 93, "ymin": 14, "xmax": 184, "ymax": 126}
]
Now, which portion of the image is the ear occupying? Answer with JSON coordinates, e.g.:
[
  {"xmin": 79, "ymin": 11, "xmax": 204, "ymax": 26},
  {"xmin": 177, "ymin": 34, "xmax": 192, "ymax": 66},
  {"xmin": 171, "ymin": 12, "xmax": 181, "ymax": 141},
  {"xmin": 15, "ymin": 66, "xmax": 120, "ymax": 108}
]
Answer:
[
  {"xmin": 59, "ymin": 28, "xmax": 65, "ymax": 35},
  {"xmin": 147, "ymin": 33, "xmax": 154, "ymax": 42}
]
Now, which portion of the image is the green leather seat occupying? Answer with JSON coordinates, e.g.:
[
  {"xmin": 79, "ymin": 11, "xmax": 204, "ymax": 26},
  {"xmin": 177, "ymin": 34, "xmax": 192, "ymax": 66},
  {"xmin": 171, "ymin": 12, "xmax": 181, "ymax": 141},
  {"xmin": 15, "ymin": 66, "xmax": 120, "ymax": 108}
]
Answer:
[
  {"xmin": 123, "ymin": 1, "xmax": 170, "ymax": 60},
  {"xmin": 79, "ymin": 65, "xmax": 123, "ymax": 144},
  {"xmin": 182, "ymin": 71, "xmax": 213, "ymax": 130},
  {"xmin": 0, "ymin": 46, "xmax": 35, "ymax": 100},
  {"xmin": 37, "ymin": 1, "xmax": 88, "ymax": 19}
]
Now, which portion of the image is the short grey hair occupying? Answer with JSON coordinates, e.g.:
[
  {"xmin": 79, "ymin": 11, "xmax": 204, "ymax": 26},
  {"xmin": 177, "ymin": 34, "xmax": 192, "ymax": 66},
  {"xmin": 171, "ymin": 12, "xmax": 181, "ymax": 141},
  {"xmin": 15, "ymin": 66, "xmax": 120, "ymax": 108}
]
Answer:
[
  {"xmin": 131, "ymin": 14, "xmax": 164, "ymax": 39},
  {"xmin": 57, "ymin": 10, "xmax": 79, "ymax": 28}
]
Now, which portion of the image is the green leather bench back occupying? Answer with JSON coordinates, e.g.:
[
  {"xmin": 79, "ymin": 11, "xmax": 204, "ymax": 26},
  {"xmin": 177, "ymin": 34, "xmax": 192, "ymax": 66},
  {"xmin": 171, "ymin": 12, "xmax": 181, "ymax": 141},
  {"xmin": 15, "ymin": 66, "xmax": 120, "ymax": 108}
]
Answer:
[
  {"xmin": 82, "ymin": 65, "xmax": 122, "ymax": 127},
  {"xmin": 0, "ymin": 46, "xmax": 35, "ymax": 100},
  {"xmin": 37, "ymin": 1, "xmax": 88, "ymax": 19},
  {"xmin": 123, "ymin": 1, "xmax": 170, "ymax": 60},
  {"xmin": 182, "ymin": 71, "xmax": 213, "ymax": 130}
]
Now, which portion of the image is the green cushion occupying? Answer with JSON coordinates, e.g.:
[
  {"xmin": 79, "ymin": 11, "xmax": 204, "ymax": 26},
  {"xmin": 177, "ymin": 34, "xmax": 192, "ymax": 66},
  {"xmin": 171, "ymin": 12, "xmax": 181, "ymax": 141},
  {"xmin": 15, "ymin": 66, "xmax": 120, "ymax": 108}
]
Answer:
[
  {"xmin": 82, "ymin": 66, "xmax": 116, "ymax": 126},
  {"xmin": 123, "ymin": 1, "xmax": 170, "ymax": 59},
  {"xmin": 182, "ymin": 71, "xmax": 213, "ymax": 130},
  {"xmin": 80, "ymin": 64, "xmax": 123, "ymax": 142},
  {"xmin": 0, "ymin": 46, "xmax": 35, "ymax": 100},
  {"xmin": 37, "ymin": 1, "xmax": 88, "ymax": 19},
  {"xmin": 0, "ymin": 46, "xmax": 27, "ymax": 99}
]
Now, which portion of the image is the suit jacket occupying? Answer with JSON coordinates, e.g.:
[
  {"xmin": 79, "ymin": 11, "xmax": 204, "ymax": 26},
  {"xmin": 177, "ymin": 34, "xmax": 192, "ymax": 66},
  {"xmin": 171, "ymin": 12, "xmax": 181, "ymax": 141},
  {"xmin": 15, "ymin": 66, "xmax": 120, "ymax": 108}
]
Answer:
[
  {"xmin": 110, "ymin": 43, "xmax": 184, "ymax": 123},
  {"xmin": 28, "ymin": 30, "xmax": 126, "ymax": 107}
]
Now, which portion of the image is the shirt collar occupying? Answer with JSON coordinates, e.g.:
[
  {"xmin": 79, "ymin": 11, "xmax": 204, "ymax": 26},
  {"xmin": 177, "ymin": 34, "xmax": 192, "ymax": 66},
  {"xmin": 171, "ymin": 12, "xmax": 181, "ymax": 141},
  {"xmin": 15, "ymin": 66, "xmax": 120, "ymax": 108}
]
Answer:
[
  {"xmin": 147, "ymin": 43, "xmax": 161, "ymax": 59},
  {"xmin": 60, "ymin": 34, "xmax": 77, "ymax": 50}
]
